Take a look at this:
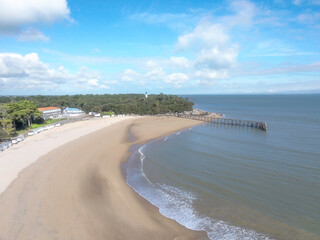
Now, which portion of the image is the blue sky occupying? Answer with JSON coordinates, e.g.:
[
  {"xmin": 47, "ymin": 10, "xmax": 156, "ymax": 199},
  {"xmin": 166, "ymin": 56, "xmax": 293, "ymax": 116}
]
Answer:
[{"xmin": 0, "ymin": 0, "xmax": 319, "ymax": 95}]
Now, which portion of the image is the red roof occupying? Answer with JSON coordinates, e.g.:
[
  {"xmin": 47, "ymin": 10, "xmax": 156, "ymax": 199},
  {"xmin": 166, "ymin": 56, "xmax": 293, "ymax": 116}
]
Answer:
[{"xmin": 38, "ymin": 107, "xmax": 60, "ymax": 111}]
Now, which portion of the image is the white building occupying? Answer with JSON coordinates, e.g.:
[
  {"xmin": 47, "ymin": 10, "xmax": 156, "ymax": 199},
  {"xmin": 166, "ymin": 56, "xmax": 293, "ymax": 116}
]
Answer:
[
  {"xmin": 64, "ymin": 107, "xmax": 85, "ymax": 116},
  {"xmin": 38, "ymin": 107, "xmax": 62, "ymax": 120}
]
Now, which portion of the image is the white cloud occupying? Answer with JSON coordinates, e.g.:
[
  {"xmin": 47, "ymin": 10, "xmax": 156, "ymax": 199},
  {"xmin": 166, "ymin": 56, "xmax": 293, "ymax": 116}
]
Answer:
[
  {"xmin": 0, "ymin": 53, "xmax": 109, "ymax": 92},
  {"xmin": 88, "ymin": 79, "xmax": 99, "ymax": 86},
  {"xmin": 121, "ymin": 1, "xmax": 258, "ymax": 88},
  {"xmin": 76, "ymin": 66, "xmax": 99, "ymax": 83},
  {"xmin": 195, "ymin": 69, "xmax": 229, "ymax": 80},
  {"xmin": 196, "ymin": 46, "xmax": 238, "ymax": 69},
  {"xmin": 0, "ymin": 0, "xmax": 71, "ymax": 31},
  {"xmin": 122, "ymin": 69, "xmax": 142, "ymax": 82},
  {"xmin": 87, "ymin": 78, "xmax": 108, "ymax": 89},
  {"xmin": 0, "ymin": 0, "xmax": 71, "ymax": 41},
  {"xmin": 140, "ymin": 60, "xmax": 166, "ymax": 83},
  {"xmin": 0, "ymin": 53, "xmax": 47, "ymax": 78},
  {"xmin": 195, "ymin": 69, "xmax": 229, "ymax": 86},
  {"xmin": 145, "ymin": 60, "xmax": 160, "ymax": 69},
  {"xmin": 145, "ymin": 65, "xmax": 165, "ymax": 81},
  {"xmin": 170, "ymin": 56, "xmax": 190, "ymax": 68},
  {"xmin": 119, "ymin": 8, "xmax": 243, "ymax": 88},
  {"xmin": 75, "ymin": 66, "xmax": 108, "ymax": 89},
  {"xmin": 18, "ymin": 28, "xmax": 49, "ymax": 42},
  {"xmin": 177, "ymin": 22, "xmax": 229, "ymax": 50},
  {"xmin": 130, "ymin": 0, "xmax": 284, "ymax": 86},
  {"xmin": 164, "ymin": 73, "xmax": 189, "ymax": 88},
  {"xmin": 176, "ymin": 19, "xmax": 238, "ymax": 85},
  {"xmin": 124, "ymin": 0, "xmax": 319, "ymax": 91},
  {"xmin": 121, "ymin": 61, "xmax": 187, "ymax": 87},
  {"xmin": 104, "ymin": 80, "xmax": 118, "ymax": 85}
]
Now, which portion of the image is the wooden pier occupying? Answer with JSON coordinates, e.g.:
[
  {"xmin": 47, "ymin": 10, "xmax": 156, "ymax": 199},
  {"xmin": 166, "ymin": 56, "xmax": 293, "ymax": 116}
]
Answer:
[{"xmin": 175, "ymin": 113, "xmax": 267, "ymax": 131}]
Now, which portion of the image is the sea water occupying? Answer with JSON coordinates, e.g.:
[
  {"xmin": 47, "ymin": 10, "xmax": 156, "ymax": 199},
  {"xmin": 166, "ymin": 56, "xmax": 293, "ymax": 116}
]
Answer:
[{"xmin": 125, "ymin": 94, "xmax": 320, "ymax": 240}]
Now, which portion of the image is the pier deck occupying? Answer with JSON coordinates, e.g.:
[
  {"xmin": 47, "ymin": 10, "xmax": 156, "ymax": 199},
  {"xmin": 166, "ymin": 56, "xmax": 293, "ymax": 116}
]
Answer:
[{"xmin": 176, "ymin": 114, "xmax": 267, "ymax": 131}]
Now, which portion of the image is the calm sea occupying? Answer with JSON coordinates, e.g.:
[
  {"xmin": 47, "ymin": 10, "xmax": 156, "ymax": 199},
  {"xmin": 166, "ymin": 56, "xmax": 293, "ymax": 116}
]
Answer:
[{"xmin": 125, "ymin": 94, "xmax": 320, "ymax": 240}]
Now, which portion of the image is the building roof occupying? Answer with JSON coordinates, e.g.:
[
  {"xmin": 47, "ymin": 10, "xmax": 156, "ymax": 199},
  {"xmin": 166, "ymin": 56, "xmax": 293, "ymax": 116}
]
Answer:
[
  {"xmin": 65, "ymin": 107, "xmax": 83, "ymax": 112},
  {"xmin": 38, "ymin": 107, "xmax": 60, "ymax": 111}
]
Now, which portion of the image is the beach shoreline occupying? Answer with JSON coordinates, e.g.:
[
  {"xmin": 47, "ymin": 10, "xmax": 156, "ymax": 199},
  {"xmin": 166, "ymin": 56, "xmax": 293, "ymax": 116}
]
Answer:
[
  {"xmin": 0, "ymin": 116, "xmax": 137, "ymax": 195},
  {"xmin": 0, "ymin": 116, "xmax": 208, "ymax": 239}
]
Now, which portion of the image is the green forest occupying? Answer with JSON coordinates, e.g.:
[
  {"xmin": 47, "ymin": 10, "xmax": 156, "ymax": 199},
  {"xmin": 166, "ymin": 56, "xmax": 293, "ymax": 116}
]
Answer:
[
  {"xmin": 0, "ymin": 94, "xmax": 194, "ymax": 140},
  {"xmin": 0, "ymin": 100, "xmax": 43, "ymax": 140}
]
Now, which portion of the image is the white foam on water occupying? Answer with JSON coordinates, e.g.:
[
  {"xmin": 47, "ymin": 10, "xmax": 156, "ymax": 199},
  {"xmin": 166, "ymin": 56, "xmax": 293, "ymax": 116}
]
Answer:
[
  {"xmin": 138, "ymin": 145, "xmax": 146, "ymax": 164},
  {"xmin": 137, "ymin": 145, "xmax": 153, "ymax": 185},
  {"xmin": 126, "ymin": 144, "xmax": 274, "ymax": 240},
  {"xmin": 153, "ymin": 184, "xmax": 272, "ymax": 240}
]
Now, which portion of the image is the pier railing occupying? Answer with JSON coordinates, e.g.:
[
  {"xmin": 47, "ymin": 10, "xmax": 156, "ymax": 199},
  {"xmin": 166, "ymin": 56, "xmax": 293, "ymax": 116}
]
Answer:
[{"xmin": 175, "ymin": 113, "xmax": 267, "ymax": 131}]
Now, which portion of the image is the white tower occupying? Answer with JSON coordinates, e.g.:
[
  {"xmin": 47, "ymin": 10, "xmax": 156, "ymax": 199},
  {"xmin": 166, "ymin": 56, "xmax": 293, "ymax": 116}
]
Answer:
[{"xmin": 145, "ymin": 92, "xmax": 148, "ymax": 98}]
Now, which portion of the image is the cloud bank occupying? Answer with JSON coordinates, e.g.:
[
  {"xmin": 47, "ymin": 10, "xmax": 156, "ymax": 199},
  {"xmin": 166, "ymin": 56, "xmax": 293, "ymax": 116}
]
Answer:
[
  {"xmin": 119, "ymin": 17, "xmax": 239, "ymax": 87},
  {"xmin": 0, "ymin": 0, "xmax": 71, "ymax": 41},
  {"xmin": 0, "ymin": 53, "xmax": 108, "ymax": 93}
]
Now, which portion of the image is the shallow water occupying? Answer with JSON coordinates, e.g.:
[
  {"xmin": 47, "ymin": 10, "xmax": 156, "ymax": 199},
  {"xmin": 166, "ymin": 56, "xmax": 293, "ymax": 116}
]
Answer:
[{"xmin": 125, "ymin": 94, "xmax": 320, "ymax": 240}]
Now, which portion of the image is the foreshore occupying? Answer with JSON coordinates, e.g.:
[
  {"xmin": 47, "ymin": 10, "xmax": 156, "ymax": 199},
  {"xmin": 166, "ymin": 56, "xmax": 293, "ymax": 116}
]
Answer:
[
  {"xmin": 0, "ymin": 116, "xmax": 136, "ymax": 194},
  {"xmin": 0, "ymin": 116, "xmax": 208, "ymax": 239}
]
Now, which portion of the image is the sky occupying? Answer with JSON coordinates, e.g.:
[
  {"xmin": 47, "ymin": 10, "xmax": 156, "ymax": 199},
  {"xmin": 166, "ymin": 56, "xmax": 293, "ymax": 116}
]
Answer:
[{"xmin": 0, "ymin": 0, "xmax": 319, "ymax": 95}]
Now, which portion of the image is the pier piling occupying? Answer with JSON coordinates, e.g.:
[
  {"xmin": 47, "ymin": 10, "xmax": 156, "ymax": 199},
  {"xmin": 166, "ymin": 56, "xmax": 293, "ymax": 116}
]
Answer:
[{"xmin": 175, "ymin": 113, "xmax": 267, "ymax": 131}]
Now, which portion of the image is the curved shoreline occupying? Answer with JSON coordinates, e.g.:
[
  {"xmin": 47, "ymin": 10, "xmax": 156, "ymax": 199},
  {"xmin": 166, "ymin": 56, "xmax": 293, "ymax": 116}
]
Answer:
[
  {"xmin": 0, "ymin": 116, "xmax": 136, "ymax": 195},
  {"xmin": 0, "ymin": 116, "xmax": 208, "ymax": 239}
]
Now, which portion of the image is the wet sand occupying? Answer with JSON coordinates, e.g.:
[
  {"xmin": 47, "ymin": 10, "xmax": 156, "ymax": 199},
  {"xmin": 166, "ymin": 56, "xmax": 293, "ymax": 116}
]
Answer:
[{"xmin": 0, "ymin": 116, "xmax": 208, "ymax": 240}]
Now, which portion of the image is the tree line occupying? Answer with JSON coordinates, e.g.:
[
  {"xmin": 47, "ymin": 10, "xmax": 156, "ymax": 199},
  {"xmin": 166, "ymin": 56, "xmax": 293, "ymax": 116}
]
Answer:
[
  {"xmin": 0, "ymin": 100, "xmax": 43, "ymax": 140},
  {"xmin": 0, "ymin": 94, "xmax": 194, "ymax": 140}
]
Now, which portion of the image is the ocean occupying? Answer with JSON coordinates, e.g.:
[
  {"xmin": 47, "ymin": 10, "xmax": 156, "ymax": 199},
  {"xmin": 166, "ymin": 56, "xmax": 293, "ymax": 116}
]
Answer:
[{"xmin": 125, "ymin": 94, "xmax": 320, "ymax": 240}]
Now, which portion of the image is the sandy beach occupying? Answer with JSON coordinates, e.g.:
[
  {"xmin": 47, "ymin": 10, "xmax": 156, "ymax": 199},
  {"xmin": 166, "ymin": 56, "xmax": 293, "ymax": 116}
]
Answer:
[
  {"xmin": 0, "ymin": 116, "xmax": 136, "ymax": 195},
  {"xmin": 0, "ymin": 116, "xmax": 208, "ymax": 240}
]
